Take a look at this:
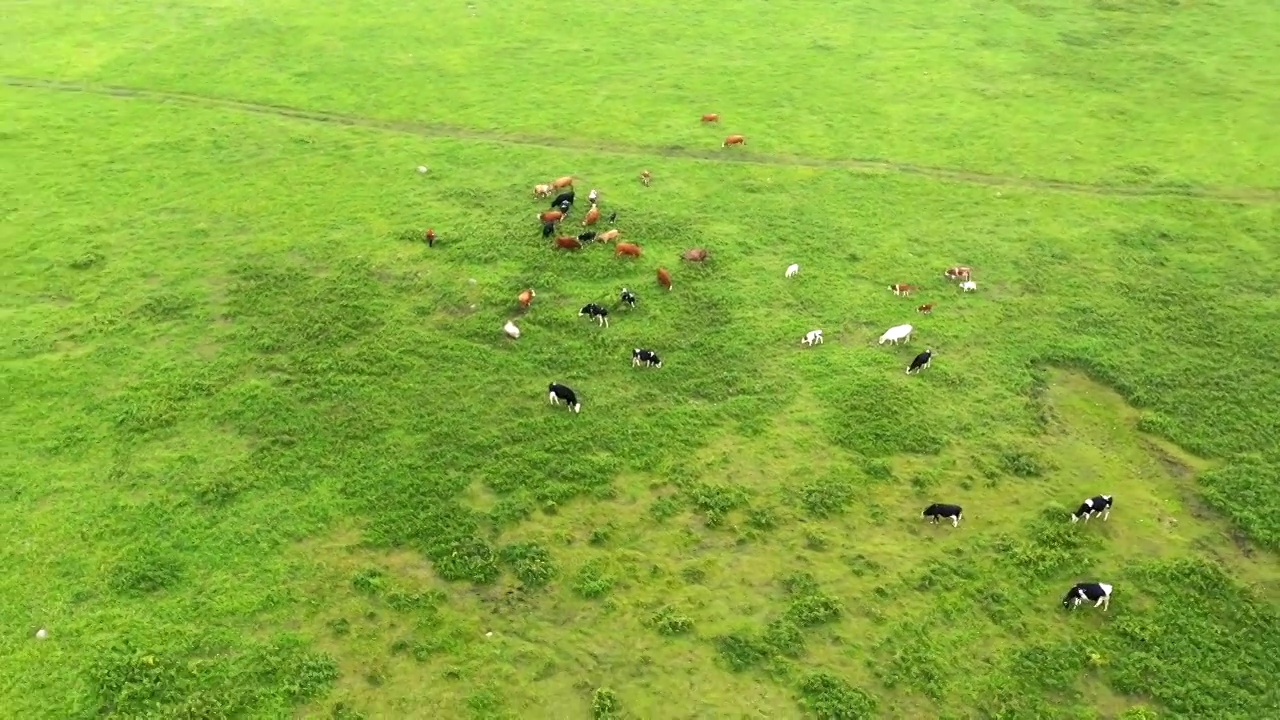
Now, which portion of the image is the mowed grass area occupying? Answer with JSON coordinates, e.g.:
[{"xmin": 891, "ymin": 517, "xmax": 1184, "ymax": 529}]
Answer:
[
  {"xmin": 3, "ymin": 2, "xmax": 1280, "ymax": 719},
  {"xmin": 3, "ymin": 0, "xmax": 1280, "ymax": 189}
]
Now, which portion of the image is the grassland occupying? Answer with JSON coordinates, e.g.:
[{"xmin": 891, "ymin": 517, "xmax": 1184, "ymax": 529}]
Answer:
[{"xmin": 3, "ymin": 1, "xmax": 1280, "ymax": 718}]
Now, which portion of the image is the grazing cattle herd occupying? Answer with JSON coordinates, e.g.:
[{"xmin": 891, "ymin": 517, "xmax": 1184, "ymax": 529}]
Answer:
[{"xmin": 437, "ymin": 116, "xmax": 1116, "ymax": 614}]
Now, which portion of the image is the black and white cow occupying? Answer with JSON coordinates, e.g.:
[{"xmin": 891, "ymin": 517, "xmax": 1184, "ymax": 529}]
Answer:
[
  {"xmin": 579, "ymin": 303, "xmax": 609, "ymax": 327},
  {"xmin": 922, "ymin": 503, "xmax": 963, "ymax": 527},
  {"xmin": 619, "ymin": 288, "xmax": 637, "ymax": 309},
  {"xmin": 578, "ymin": 231, "xmax": 597, "ymax": 243},
  {"xmin": 547, "ymin": 383, "xmax": 581, "ymax": 413},
  {"xmin": 551, "ymin": 191, "xmax": 575, "ymax": 210},
  {"xmin": 632, "ymin": 349, "xmax": 662, "ymax": 368},
  {"xmin": 557, "ymin": 199, "xmax": 573, "ymax": 215},
  {"xmin": 1062, "ymin": 582, "xmax": 1112, "ymax": 611},
  {"xmin": 1071, "ymin": 495, "xmax": 1113, "ymax": 523},
  {"xmin": 906, "ymin": 349, "xmax": 933, "ymax": 375}
]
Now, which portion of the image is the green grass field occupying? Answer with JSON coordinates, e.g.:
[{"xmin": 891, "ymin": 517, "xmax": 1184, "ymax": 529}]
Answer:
[{"xmin": 3, "ymin": 1, "xmax": 1280, "ymax": 718}]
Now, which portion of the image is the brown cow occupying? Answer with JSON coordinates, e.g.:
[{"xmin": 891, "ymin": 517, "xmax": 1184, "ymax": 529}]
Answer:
[
  {"xmin": 615, "ymin": 242, "xmax": 642, "ymax": 258},
  {"xmin": 556, "ymin": 236, "xmax": 582, "ymax": 250},
  {"xmin": 583, "ymin": 204, "xmax": 601, "ymax": 226},
  {"xmin": 723, "ymin": 135, "xmax": 745, "ymax": 147},
  {"xmin": 657, "ymin": 267, "xmax": 672, "ymax": 290},
  {"xmin": 890, "ymin": 284, "xmax": 917, "ymax": 297},
  {"xmin": 425, "ymin": 228, "xmax": 436, "ymax": 247},
  {"xmin": 551, "ymin": 176, "xmax": 574, "ymax": 189},
  {"xmin": 640, "ymin": 170, "xmax": 652, "ymax": 187},
  {"xmin": 539, "ymin": 210, "xmax": 564, "ymax": 224},
  {"xmin": 598, "ymin": 229, "xmax": 620, "ymax": 243},
  {"xmin": 917, "ymin": 303, "xmax": 935, "ymax": 314},
  {"xmin": 518, "ymin": 289, "xmax": 536, "ymax": 309},
  {"xmin": 682, "ymin": 248, "xmax": 709, "ymax": 262},
  {"xmin": 944, "ymin": 266, "xmax": 973, "ymax": 281},
  {"xmin": 533, "ymin": 184, "xmax": 552, "ymax": 198},
  {"xmin": 701, "ymin": 113, "xmax": 720, "ymax": 123}
]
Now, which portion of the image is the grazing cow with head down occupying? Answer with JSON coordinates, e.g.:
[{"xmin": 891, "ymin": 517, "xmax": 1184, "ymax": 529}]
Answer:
[
  {"xmin": 598, "ymin": 229, "xmax": 620, "ymax": 243},
  {"xmin": 878, "ymin": 324, "xmax": 913, "ymax": 345},
  {"xmin": 580, "ymin": 303, "xmax": 609, "ymax": 327},
  {"xmin": 551, "ymin": 176, "xmax": 574, "ymax": 189},
  {"xmin": 917, "ymin": 303, "xmax": 934, "ymax": 314},
  {"xmin": 548, "ymin": 383, "xmax": 581, "ymax": 413},
  {"xmin": 923, "ymin": 503, "xmax": 963, "ymax": 527},
  {"xmin": 533, "ymin": 184, "xmax": 552, "ymax": 198},
  {"xmin": 615, "ymin": 242, "xmax": 642, "ymax": 258},
  {"xmin": 683, "ymin": 248, "xmax": 709, "ymax": 262},
  {"xmin": 518, "ymin": 289, "xmax": 536, "ymax": 309},
  {"xmin": 723, "ymin": 135, "xmax": 746, "ymax": 147},
  {"xmin": 633, "ymin": 348, "xmax": 662, "ymax": 368},
  {"xmin": 551, "ymin": 191, "xmax": 574, "ymax": 209},
  {"xmin": 1063, "ymin": 582, "xmax": 1112, "ymax": 611},
  {"xmin": 944, "ymin": 266, "xmax": 972, "ymax": 281},
  {"xmin": 503, "ymin": 320, "xmax": 520, "ymax": 339},
  {"xmin": 701, "ymin": 113, "xmax": 720, "ymax": 123},
  {"xmin": 620, "ymin": 288, "xmax": 637, "ymax": 309},
  {"xmin": 907, "ymin": 349, "xmax": 933, "ymax": 375},
  {"xmin": 960, "ymin": 281, "xmax": 977, "ymax": 293},
  {"xmin": 578, "ymin": 231, "xmax": 597, "ymax": 242},
  {"xmin": 556, "ymin": 236, "xmax": 582, "ymax": 250},
  {"xmin": 802, "ymin": 329, "xmax": 824, "ymax": 347},
  {"xmin": 657, "ymin": 267, "xmax": 672, "ymax": 290},
  {"xmin": 785, "ymin": 263, "xmax": 800, "ymax": 278},
  {"xmin": 890, "ymin": 284, "xmax": 917, "ymax": 297},
  {"xmin": 584, "ymin": 204, "xmax": 601, "ymax": 226},
  {"xmin": 539, "ymin": 210, "xmax": 564, "ymax": 224},
  {"xmin": 1071, "ymin": 495, "xmax": 1113, "ymax": 523}
]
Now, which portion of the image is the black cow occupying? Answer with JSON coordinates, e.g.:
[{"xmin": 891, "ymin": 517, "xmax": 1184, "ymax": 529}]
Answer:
[
  {"xmin": 1062, "ymin": 582, "xmax": 1112, "ymax": 611},
  {"xmin": 922, "ymin": 503, "xmax": 962, "ymax": 527},
  {"xmin": 578, "ymin": 231, "xmax": 597, "ymax": 242},
  {"xmin": 607, "ymin": 210, "xmax": 618, "ymax": 225},
  {"xmin": 551, "ymin": 191, "xmax": 575, "ymax": 209},
  {"xmin": 1071, "ymin": 495, "xmax": 1113, "ymax": 523},
  {"xmin": 579, "ymin": 303, "xmax": 609, "ymax": 327},
  {"xmin": 907, "ymin": 349, "xmax": 933, "ymax": 375},
  {"xmin": 541, "ymin": 222, "xmax": 555, "ymax": 238},
  {"xmin": 547, "ymin": 383, "xmax": 581, "ymax": 413},
  {"xmin": 619, "ymin": 288, "xmax": 637, "ymax": 309},
  {"xmin": 632, "ymin": 349, "xmax": 662, "ymax": 368}
]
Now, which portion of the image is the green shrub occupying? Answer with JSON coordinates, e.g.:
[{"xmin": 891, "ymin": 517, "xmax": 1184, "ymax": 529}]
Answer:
[
  {"xmin": 650, "ymin": 606, "xmax": 694, "ymax": 636},
  {"xmin": 499, "ymin": 542, "xmax": 556, "ymax": 588},
  {"xmin": 572, "ymin": 559, "xmax": 615, "ymax": 599},
  {"xmin": 108, "ymin": 549, "xmax": 182, "ymax": 594},
  {"xmin": 762, "ymin": 619, "xmax": 806, "ymax": 658},
  {"xmin": 796, "ymin": 672, "xmax": 878, "ymax": 720},
  {"xmin": 592, "ymin": 687, "xmax": 621, "ymax": 719},
  {"xmin": 786, "ymin": 593, "xmax": 843, "ymax": 627},
  {"xmin": 797, "ymin": 476, "xmax": 855, "ymax": 517},
  {"xmin": 715, "ymin": 632, "xmax": 768, "ymax": 672}
]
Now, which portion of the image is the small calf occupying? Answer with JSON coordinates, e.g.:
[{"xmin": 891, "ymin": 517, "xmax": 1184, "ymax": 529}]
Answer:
[
  {"xmin": 802, "ymin": 329, "xmax": 824, "ymax": 347},
  {"xmin": 878, "ymin": 324, "xmax": 913, "ymax": 345},
  {"xmin": 620, "ymin": 288, "xmax": 637, "ymax": 309},
  {"xmin": 917, "ymin": 303, "xmax": 934, "ymax": 314},
  {"xmin": 580, "ymin": 303, "xmax": 610, "ymax": 327},
  {"xmin": 785, "ymin": 263, "xmax": 800, "ymax": 278},
  {"xmin": 1071, "ymin": 495, "xmax": 1113, "ymax": 523},
  {"xmin": 906, "ymin": 349, "xmax": 933, "ymax": 375},
  {"xmin": 632, "ymin": 348, "xmax": 662, "ymax": 368},
  {"xmin": 548, "ymin": 383, "xmax": 581, "ymax": 413},
  {"xmin": 960, "ymin": 280, "xmax": 977, "ymax": 292},
  {"xmin": 923, "ymin": 503, "xmax": 963, "ymax": 527},
  {"xmin": 1063, "ymin": 582, "xmax": 1112, "ymax": 611}
]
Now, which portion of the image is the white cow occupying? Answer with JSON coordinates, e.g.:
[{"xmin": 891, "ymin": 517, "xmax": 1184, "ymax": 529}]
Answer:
[
  {"xmin": 960, "ymin": 281, "xmax": 977, "ymax": 292},
  {"xmin": 802, "ymin": 329, "xmax": 823, "ymax": 347},
  {"xmin": 503, "ymin": 320, "xmax": 520, "ymax": 339},
  {"xmin": 785, "ymin": 263, "xmax": 800, "ymax": 278},
  {"xmin": 878, "ymin": 324, "xmax": 913, "ymax": 345}
]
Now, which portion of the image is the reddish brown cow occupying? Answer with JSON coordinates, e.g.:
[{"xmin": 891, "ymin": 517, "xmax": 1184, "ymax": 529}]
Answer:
[
  {"xmin": 551, "ymin": 176, "xmax": 574, "ymax": 189},
  {"xmin": 917, "ymin": 303, "xmax": 935, "ymax": 314},
  {"xmin": 944, "ymin": 266, "xmax": 973, "ymax": 281},
  {"xmin": 640, "ymin": 170, "xmax": 652, "ymax": 187},
  {"xmin": 701, "ymin": 113, "xmax": 720, "ymax": 123},
  {"xmin": 555, "ymin": 236, "xmax": 582, "ymax": 250},
  {"xmin": 890, "ymin": 284, "xmax": 917, "ymax": 297},
  {"xmin": 598, "ymin": 229, "xmax": 620, "ymax": 243},
  {"xmin": 682, "ymin": 248, "xmax": 709, "ymax": 262},
  {"xmin": 539, "ymin": 210, "xmax": 564, "ymax": 224},
  {"xmin": 657, "ymin": 267, "xmax": 672, "ymax": 290},
  {"xmin": 723, "ymin": 135, "xmax": 746, "ymax": 147},
  {"xmin": 583, "ymin": 205, "xmax": 601, "ymax": 226},
  {"xmin": 615, "ymin": 242, "xmax": 642, "ymax": 258},
  {"xmin": 425, "ymin": 228, "xmax": 436, "ymax": 247},
  {"xmin": 518, "ymin": 289, "xmax": 536, "ymax": 309}
]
